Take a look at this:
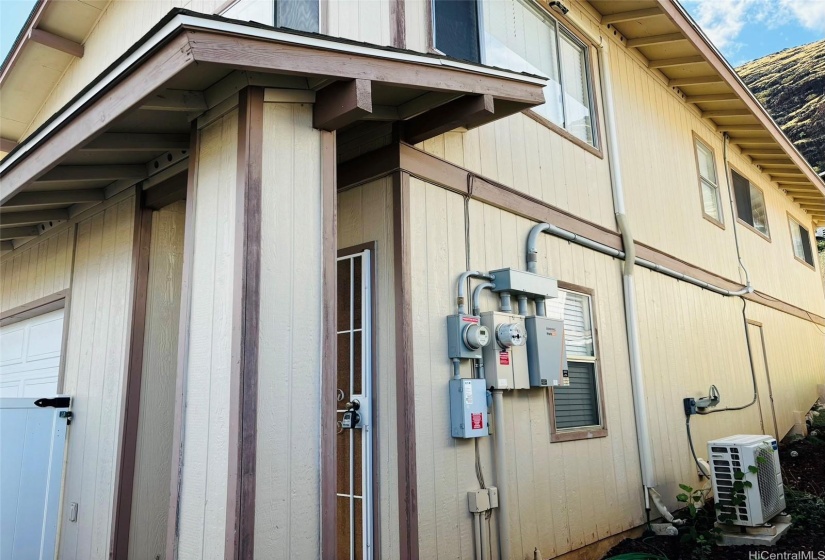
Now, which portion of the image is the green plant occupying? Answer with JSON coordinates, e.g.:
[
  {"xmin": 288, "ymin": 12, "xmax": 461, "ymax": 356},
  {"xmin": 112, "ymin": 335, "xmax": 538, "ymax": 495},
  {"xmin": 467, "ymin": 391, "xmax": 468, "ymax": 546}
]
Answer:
[
  {"xmin": 785, "ymin": 486, "xmax": 825, "ymax": 534},
  {"xmin": 715, "ymin": 466, "xmax": 755, "ymax": 525},
  {"xmin": 676, "ymin": 484, "xmax": 719, "ymax": 560}
]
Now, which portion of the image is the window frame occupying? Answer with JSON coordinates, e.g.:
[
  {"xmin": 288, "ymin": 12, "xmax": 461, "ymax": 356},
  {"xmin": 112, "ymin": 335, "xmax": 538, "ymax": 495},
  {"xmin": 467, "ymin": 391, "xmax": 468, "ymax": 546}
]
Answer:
[
  {"xmin": 547, "ymin": 282, "xmax": 607, "ymax": 443},
  {"xmin": 435, "ymin": 0, "xmax": 603, "ymax": 156},
  {"xmin": 692, "ymin": 133, "xmax": 725, "ymax": 229},
  {"xmin": 730, "ymin": 165, "xmax": 771, "ymax": 242},
  {"xmin": 787, "ymin": 212, "xmax": 816, "ymax": 270}
]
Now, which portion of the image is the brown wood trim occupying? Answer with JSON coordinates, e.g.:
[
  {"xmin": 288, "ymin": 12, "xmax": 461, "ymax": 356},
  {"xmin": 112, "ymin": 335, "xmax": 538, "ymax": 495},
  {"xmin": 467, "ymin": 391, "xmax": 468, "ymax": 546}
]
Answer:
[
  {"xmin": 337, "ymin": 143, "xmax": 401, "ymax": 192},
  {"xmin": 523, "ymin": 110, "xmax": 604, "ymax": 159},
  {"xmin": 166, "ymin": 122, "xmax": 199, "ymax": 560},
  {"xmin": 548, "ymin": 281, "xmax": 608, "ymax": 443},
  {"xmin": 691, "ymin": 131, "xmax": 726, "ymax": 229},
  {"xmin": 390, "ymin": 0, "xmax": 406, "ymax": 49},
  {"xmin": 337, "ymin": 241, "xmax": 380, "ymax": 555},
  {"xmin": 230, "ymin": 86, "xmax": 265, "ymax": 560},
  {"xmin": 1, "ymin": 33, "xmax": 194, "ymax": 201},
  {"xmin": 111, "ymin": 193, "xmax": 153, "ymax": 559},
  {"xmin": 393, "ymin": 172, "xmax": 419, "ymax": 559},
  {"xmin": 320, "ymin": 129, "xmax": 339, "ymax": 560},
  {"xmin": 0, "ymin": 289, "xmax": 68, "ymax": 323},
  {"xmin": 787, "ymin": 211, "xmax": 817, "ymax": 272}
]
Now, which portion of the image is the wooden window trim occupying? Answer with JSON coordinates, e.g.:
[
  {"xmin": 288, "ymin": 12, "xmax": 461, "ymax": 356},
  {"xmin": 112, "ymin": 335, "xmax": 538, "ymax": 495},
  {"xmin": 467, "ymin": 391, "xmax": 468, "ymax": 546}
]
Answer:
[
  {"xmin": 729, "ymin": 164, "xmax": 772, "ymax": 242},
  {"xmin": 691, "ymin": 132, "xmax": 725, "ymax": 230},
  {"xmin": 548, "ymin": 281, "xmax": 608, "ymax": 443},
  {"xmin": 787, "ymin": 211, "xmax": 817, "ymax": 271},
  {"xmin": 491, "ymin": 0, "xmax": 604, "ymax": 156}
]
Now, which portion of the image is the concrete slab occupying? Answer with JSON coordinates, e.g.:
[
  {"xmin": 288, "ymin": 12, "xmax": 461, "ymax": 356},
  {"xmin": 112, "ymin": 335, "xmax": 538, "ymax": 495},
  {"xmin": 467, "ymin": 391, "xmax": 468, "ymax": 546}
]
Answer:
[{"xmin": 717, "ymin": 521, "xmax": 792, "ymax": 547}]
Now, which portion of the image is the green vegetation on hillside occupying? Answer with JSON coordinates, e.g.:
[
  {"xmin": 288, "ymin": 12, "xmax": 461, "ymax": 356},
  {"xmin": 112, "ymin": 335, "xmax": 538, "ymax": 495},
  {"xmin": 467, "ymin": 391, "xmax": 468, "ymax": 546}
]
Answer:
[{"xmin": 737, "ymin": 40, "xmax": 825, "ymax": 174}]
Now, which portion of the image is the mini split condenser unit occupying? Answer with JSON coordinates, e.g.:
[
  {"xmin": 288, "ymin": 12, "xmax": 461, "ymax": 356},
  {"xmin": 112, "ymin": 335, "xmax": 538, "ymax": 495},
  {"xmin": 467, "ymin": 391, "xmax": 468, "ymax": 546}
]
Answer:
[{"xmin": 707, "ymin": 435, "xmax": 786, "ymax": 527}]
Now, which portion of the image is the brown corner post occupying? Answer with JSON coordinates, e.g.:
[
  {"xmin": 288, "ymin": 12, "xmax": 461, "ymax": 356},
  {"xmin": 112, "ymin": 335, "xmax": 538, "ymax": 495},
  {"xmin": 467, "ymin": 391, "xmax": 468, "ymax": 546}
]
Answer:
[
  {"xmin": 320, "ymin": 129, "xmax": 339, "ymax": 560},
  {"xmin": 229, "ymin": 86, "xmax": 265, "ymax": 560},
  {"xmin": 111, "ymin": 191, "xmax": 153, "ymax": 559},
  {"xmin": 393, "ymin": 171, "xmax": 419, "ymax": 559}
]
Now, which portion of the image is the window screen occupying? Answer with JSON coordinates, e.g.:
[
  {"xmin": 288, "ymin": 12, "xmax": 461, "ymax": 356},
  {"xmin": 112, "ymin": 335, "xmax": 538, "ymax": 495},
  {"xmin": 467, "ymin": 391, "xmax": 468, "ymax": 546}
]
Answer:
[
  {"xmin": 545, "ymin": 290, "xmax": 600, "ymax": 430},
  {"xmin": 695, "ymin": 139, "xmax": 722, "ymax": 222},
  {"xmin": 789, "ymin": 217, "xmax": 815, "ymax": 266},
  {"xmin": 732, "ymin": 170, "xmax": 769, "ymax": 236},
  {"xmin": 481, "ymin": 0, "xmax": 596, "ymax": 145},
  {"xmin": 433, "ymin": 0, "xmax": 481, "ymax": 63},
  {"xmin": 276, "ymin": 0, "xmax": 319, "ymax": 32}
]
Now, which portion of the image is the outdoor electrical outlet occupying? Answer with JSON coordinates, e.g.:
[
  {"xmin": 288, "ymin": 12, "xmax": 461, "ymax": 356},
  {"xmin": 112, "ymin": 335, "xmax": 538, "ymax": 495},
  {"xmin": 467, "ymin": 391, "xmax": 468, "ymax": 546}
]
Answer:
[{"xmin": 683, "ymin": 397, "xmax": 697, "ymax": 416}]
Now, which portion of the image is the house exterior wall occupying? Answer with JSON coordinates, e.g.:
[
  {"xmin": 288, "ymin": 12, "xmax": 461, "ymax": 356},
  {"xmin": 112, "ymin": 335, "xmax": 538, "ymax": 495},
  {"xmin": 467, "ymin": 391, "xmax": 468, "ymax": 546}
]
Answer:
[
  {"xmin": 0, "ymin": 193, "xmax": 141, "ymax": 559},
  {"xmin": 128, "ymin": 201, "xmax": 186, "ymax": 560},
  {"xmin": 253, "ymin": 101, "xmax": 325, "ymax": 558},
  {"xmin": 337, "ymin": 177, "xmax": 400, "ymax": 560}
]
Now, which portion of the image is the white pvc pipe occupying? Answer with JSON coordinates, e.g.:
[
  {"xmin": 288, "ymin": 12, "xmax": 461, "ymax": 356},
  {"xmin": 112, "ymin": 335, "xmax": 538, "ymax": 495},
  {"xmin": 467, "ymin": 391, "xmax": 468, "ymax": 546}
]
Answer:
[{"xmin": 492, "ymin": 389, "xmax": 511, "ymax": 560}]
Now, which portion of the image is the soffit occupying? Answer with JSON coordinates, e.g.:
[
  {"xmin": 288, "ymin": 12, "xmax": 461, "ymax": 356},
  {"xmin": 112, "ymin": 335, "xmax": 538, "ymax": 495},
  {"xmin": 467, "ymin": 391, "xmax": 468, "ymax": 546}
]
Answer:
[{"xmin": 588, "ymin": 0, "xmax": 825, "ymax": 223}]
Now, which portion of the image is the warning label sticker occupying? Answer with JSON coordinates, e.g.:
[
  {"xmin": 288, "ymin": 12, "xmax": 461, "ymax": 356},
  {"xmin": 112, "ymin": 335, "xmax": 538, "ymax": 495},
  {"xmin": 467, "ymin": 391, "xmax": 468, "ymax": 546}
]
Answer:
[
  {"xmin": 499, "ymin": 351, "xmax": 510, "ymax": 365},
  {"xmin": 462, "ymin": 316, "xmax": 480, "ymax": 324},
  {"xmin": 463, "ymin": 380, "xmax": 473, "ymax": 405},
  {"xmin": 471, "ymin": 413, "xmax": 483, "ymax": 430}
]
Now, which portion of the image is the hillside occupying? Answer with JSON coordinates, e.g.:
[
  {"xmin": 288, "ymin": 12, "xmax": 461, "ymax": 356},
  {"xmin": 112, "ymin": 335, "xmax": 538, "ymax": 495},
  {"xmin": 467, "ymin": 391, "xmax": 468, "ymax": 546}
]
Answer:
[{"xmin": 736, "ymin": 40, "xmax": 825, "ymax": 174}]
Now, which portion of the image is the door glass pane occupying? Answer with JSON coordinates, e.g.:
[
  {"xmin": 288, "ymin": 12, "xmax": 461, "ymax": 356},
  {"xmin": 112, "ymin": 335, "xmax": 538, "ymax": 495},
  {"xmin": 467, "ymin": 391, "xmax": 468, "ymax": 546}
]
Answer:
[
  {"xmin": 483, "ymin": 0, "xmax": 563, "ymax": 124},
  {"xmin": 276, "ymin": 0, "xmax": 319, "ymax": 32},
  {"xmin": 559, "ymin": 31, "xmax": 593, "ymax": 144},
  {"xmin": 701, "ymin": 180, "xmax": 721, "ymax": 221},
  {"xmin": 750, "ymin": 185, "xmax": 769, "ymax": 235},
  {"xmin": 434, "ymin": 0, "xmax": 481, "ymax": 63}
]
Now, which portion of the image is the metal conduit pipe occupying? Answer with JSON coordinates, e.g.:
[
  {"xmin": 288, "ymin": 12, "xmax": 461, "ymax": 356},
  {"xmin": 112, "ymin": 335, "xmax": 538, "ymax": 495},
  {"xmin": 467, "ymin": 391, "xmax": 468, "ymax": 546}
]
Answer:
[
  {"xmin": 499, "ymin": 291, "xmax": 513, "ymax": 313},
  {"xmin": 517, "ymin": 295, "xmax": 528, "ymax": 316},
  {"xmin": 457, "ymin": 271, "xmax": 495, "ymax": 314},
  {"xmin": 472, "ymin": 283, "xmax": 496, "ymax": 316},
  {"xmin": 492, "ymin": 389, "xmax": 511, "ymax": 560}
]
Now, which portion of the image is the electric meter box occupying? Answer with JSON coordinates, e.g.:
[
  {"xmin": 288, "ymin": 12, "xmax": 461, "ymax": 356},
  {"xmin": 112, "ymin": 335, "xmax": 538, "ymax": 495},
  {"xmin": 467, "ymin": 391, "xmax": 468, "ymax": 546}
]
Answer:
[
  {"xmin": 489, "ymin": 268, "xmax": 558, "ymax": 300},
  {"xmin": 480, "ymin": 312, "xmax": 530, "ymax": 390},
  {"xmin": 525, "ymin": 316, "xmax": 568, "ymax": 387},
  {"xmin": 447, "ymin": 314, "xmax": 489, "ymax": 360},
  {"xmin": 450, "ymin": 378, "xmax": 489, "ymax": 438}
]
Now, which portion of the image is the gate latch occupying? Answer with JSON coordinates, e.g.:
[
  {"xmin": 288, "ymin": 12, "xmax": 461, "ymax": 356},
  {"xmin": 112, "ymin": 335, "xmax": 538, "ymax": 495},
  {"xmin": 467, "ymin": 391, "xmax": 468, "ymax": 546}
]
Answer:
[
  {"xmin": 341, "ymin": 400, "xmax": 361, "ymax": 430},
  {"xmin": 34, "ymin": 397, "xmax": 71, "ymax": 409}
]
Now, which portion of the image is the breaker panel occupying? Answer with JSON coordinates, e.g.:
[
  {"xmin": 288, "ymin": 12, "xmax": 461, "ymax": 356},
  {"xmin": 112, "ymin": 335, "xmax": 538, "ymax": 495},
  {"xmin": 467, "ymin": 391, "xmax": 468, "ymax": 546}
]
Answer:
[
  {"xmin": 480, "ymin": 312, "xmax": 529, "ymax": 390},
  {"xmin": 525, "ymin": 316, "xmax": 568, "ymax": 387},
  {"xmin": 449, "ymin": 378, "xmax": 489, "ymax": 438}
]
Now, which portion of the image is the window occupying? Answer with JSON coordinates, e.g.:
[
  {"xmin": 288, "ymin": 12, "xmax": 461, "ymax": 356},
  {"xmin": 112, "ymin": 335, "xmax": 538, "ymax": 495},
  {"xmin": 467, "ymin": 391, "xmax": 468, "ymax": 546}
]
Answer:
[
  {"xmin": 788, "ymin": 215, "xmax": 815, "ymax": 267},
  {"xmin": 732, "ymin": 169, "xmax": 770, "ymax": 238},
  {"xmin": 433, "ymin": 0, "xmax": 481, "ymax": 63},
  {"xmin": 693, "ymin": 137, "xmax": 723, "ymax": 225},
  {"xmin": 544, "ymin": 287, "xmax": 604, "ymax": 439},
  {"xmin": 276, "ymin": 0, "xmax": 319, "ymax": 33},
  {"xmin": 434, "ymin": 0, "xmax": 598, "ymax": 147}
]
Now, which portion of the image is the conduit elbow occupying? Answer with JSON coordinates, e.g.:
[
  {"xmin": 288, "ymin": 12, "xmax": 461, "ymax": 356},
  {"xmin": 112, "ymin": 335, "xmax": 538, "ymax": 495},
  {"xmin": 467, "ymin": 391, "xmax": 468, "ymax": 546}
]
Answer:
[{"xmin": 526, "ymin": 223, "xmax": 551, "ymax": 273}]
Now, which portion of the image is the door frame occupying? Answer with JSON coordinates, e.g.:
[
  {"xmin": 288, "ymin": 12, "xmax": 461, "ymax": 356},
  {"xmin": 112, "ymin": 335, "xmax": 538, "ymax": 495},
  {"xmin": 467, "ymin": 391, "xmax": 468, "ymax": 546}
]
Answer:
[
  {"xmin": 747, "ymin": 319, "xmax": 779, "ymax": 439},
  {"xmin": 337, "ymin": 241, "xmax": 380, "ymax": 558}
]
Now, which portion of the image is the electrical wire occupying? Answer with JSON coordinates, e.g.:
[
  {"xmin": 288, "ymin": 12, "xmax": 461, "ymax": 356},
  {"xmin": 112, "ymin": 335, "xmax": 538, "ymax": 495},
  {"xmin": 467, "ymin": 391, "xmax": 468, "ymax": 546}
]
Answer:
[{"xmin": 685, "ymin": 414, "xmax": 709, "ymax": 477}]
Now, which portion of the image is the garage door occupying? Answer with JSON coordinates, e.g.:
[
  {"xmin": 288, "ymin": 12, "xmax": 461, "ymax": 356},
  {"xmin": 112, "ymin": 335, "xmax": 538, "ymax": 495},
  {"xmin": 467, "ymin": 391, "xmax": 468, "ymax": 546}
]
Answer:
[{"xmin": 0, "ymin": 309, "xmax": 64, "ymax": 398}]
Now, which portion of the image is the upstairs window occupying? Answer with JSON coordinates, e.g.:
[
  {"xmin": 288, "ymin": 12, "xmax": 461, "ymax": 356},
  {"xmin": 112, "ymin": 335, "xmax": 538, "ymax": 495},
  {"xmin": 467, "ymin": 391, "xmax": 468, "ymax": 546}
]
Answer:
[
  {"xmin": 693, "ymin": 137, "xmax": 723, "ymax": 225},
  {"xmin": 544, "ymin": 288, "xmax": 602, "ymax": 434},
  {"xmin": 788, "ymin": 216, "xmax": 815, "ymax": 267},
  {"xmin": 482, "ymin": 0, "xmax": 597, "ymax": 146},
  {"xmin": 276, "ymin": 0, "xmax": 319, "ymax": 33},
  {"xmin": 433, "ymin": 0, "xmax": 481, "ymax": 63},
  {"xmin": 732, "ymin": 169, "xmax": 770, "ymax": 238}
]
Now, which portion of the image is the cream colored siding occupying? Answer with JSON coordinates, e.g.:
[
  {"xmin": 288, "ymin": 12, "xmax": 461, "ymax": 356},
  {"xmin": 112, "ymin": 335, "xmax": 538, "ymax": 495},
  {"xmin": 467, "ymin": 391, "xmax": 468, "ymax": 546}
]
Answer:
[
  {"xmin": 403, "ymin": 0, "xmax": 430, "ymax": 52},
  {"xmin": 177, "ymin": 110, "xmax": 238, "ymax": 560},
  {"xmin": 128, "ymin": 201, "xmax": 186, "ymax": 560},
  {"xmin": 1, "ymin": 228, "xmax": 74, "ymax": 313},
  {"xmin": 408, "ymin": 178, "xmax": 644, "ymax": 559},
  {"xmin": 337, "ymin": 177, "xmax": 399, "ymax": 559},
  {"xmin": 326, "ymin": 0, "xmax": 393, "ymax": 46},
  {"xmin": 57, "ymin": 196, "xmax": 138, "ymax": 559},
  {"xmin": 254, "ymin": 102, "xmax": 323, "ymax": 558},
  {"xmin": 221, "ymin": 0, "xmax": 274, "ymax": 23}
]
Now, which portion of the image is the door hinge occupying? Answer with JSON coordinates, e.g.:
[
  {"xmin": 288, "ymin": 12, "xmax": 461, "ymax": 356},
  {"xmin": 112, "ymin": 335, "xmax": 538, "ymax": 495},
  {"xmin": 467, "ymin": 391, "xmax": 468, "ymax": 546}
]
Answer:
[{"xmin": 34, "ymin": 396, "xmax": 71, "ymax": 409}]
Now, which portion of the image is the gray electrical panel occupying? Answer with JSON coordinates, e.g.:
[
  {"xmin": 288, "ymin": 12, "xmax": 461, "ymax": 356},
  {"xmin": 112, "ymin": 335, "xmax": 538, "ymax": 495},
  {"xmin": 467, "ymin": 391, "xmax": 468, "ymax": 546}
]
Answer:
[
  {"xmin": 525, "ymin": 316, "xmax": 568, "ymax": 387},
  {"xmin": 489, "ymin": 268, "xmax": 558, "ymax": 299},
  {"xmin": 480, "ymin": 312, "xmax": 530, "ymax": 390},
  {"xmin": 449, "ymin": 378, "xmax": 489, "ymax": 438},
  {"xmin": 447, "ymin": 314, "xmax": 490, "ymax": 360}
]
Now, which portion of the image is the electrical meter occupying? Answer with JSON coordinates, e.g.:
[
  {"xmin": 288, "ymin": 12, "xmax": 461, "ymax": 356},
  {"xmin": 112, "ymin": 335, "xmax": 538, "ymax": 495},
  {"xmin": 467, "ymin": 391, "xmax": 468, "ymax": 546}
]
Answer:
[
  {"xmin": 480, "ymin": 312, "xmax": 530, "ymax": 390},
  {"xmin": 447, "ymin": 314, "xmax": 489, "ymax": 359},
  {"xmin": 464, "ymin": 324, "xmax": 490, "ymax": 350},
  {"xmin": 495, "ymin": 323, "xmax": 525, "ymax": 348}
]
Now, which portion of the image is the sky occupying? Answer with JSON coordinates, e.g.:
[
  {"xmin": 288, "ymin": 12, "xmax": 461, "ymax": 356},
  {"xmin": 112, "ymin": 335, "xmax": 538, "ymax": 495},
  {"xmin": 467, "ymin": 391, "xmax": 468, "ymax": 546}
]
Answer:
[{"xmin": 1, "ymin": 0, "xmax": 824, "ymax": 67}]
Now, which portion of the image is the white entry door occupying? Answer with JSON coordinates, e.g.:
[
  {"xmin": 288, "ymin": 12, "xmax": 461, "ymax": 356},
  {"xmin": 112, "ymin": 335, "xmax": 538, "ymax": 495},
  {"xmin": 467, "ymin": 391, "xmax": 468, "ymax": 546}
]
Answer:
[
  {"xmin": 0, "ymin": 309, "xmax": 64, "ymax": 398},
  {"xmin": 0, "ymin": 397, "xmax": 70, "ymax": 560}
]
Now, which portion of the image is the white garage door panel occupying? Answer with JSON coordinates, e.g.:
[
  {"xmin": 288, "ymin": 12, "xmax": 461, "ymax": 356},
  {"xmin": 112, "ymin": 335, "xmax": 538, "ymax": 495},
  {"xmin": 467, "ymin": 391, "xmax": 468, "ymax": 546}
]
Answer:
[{"xmin": 0, "ymin": 309, "xmax": 64, "ymax": 398}]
